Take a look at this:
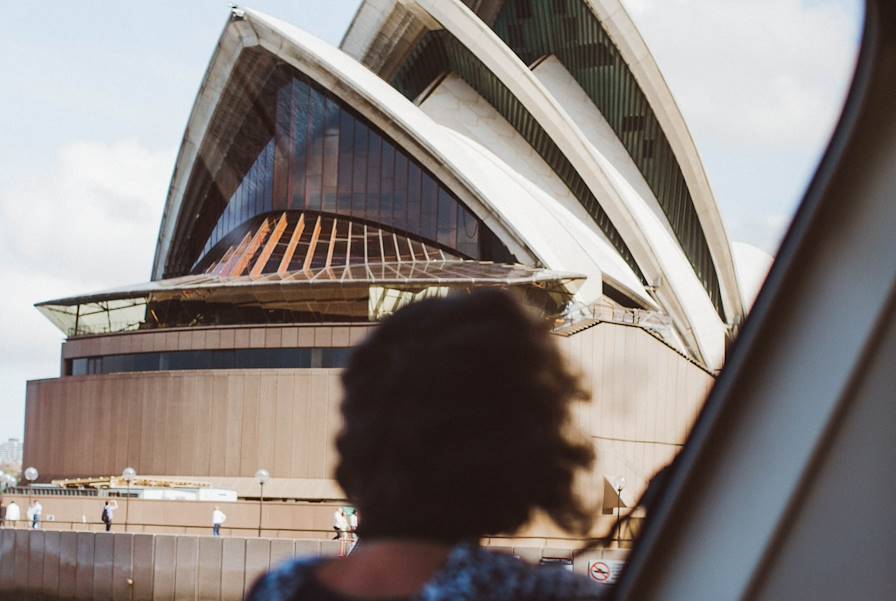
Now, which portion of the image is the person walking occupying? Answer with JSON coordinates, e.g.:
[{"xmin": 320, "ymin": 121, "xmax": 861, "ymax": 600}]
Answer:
[
  {"xmin": 3, "ymin": 501, "xmax": 18, "ymax": 528},
  {"xmin": 331, "ymin": 507, "xmax": 349, "ymax": 540},
  {"xmin": 212, "ymin": 506, "xmax": 227, "ymax": 536},
  {"xmin": 101, "ymin": 500, "xmax": 118, "ymax": 532},
  {"xmin": 30, "ymin": 500, "xmax": 42, "ymax": 529}
]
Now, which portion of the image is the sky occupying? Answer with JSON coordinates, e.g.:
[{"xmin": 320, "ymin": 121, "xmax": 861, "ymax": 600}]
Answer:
[{"xmin": 0, "ymin": 0, "xmax": 862, "ymax": 441}]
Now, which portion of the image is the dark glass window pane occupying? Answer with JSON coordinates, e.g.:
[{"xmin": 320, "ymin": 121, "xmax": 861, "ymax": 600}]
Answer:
[
  {"xmin": 306, "ymin": 88, "xmax": 325, "ymax": 211},
  {"xmin": 352, "ymin": 120, "xmax": 368, "ymax": 216},
  {"xmin": 72, "ymin": 358, "xmax": 87, "ymax": 376},
  {"xmin": 337, "ymin": 107, "xmax": 354, "ymax": 214},
  {"xmin": 265, "ymin": 137, "xmax": 274, "ymax": 212},
  {"xmin": 103, "ymin": 354, "xmax": 125, "ymax": 374},
  {"xmin": 248, "ymin": 157, "xmax": 259, "ymax": 221},
  {"xmin": 437, "ymin": 188, "xmax": 458, "ymax": 248},
  {"xmin": 134, "ymin": 353, "xmax": 157, "ymax": 372},
  {"xmin": 292, "ymin": 80, "xmax": 310, "ymax": 210},
  {"xmin": 380, "ymin": 141, "xmax": 395, "ymax": 224},
  {"xmin": 366, "ymin": 131, "xmax": 382, "ymax": 221},
  {"xmin": 407, "ymin": 162, "xmax": 421, "ymax": 234},
  {"xmin": 274, "ymin": 84, "xmax": 292, "ymax": 211},
  {"xmin": 284, "ymin": 348, "xmax": 312, "ymax": 368},
  {"xmin": 420, "ymin": 174, "xmax": 437, "ymax": 242},
  {"xmin": 234, "ymin": 349, "xmax": 257, "ymax": 369},
  {"xmin": 310, "ymin": 348, "xmax": 323, "ymax": 369},
  {"xmin": 321, "ymin": 348, "xmax": 352, "ymax": 368},
  {"xmin": 457, "ymin": 207, "xmax": 480, "ymax": 258},
  {"xmin": 322, "ymin": 98, "xmax": 340, "ymax": 212},
  {"xmin": 393, "ymin": 152, "xmax": 408, "ymax": 231}
]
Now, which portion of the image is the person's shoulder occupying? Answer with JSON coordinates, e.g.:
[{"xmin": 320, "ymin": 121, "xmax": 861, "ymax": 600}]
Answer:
[
  {"xmin": 423, "ymin": 544, "xmax": 606, "ymax": 601},
  {"xmin": 245, "ymin": 555, "xmax": 324, "ymax": 601}
]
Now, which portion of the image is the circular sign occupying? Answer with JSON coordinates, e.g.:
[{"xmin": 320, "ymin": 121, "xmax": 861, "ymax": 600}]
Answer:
[{"xmin": 589, "ymin": 561, "xmax": 611, "ymax": 583}]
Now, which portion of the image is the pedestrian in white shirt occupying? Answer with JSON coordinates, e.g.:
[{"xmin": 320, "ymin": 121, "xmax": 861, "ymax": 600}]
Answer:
[
  {"xmin": 332, "ymin": 507, "xmax": 349, "ymax": 540},
  {"xmin": 30, "ymin": 500, "xmax": 42, "ymax": 529},
  {"xmin": 101, "ymin": 500, "xmax": 118, "ymax": 532},
  {"xmin": 5, "ymin": 501, "xmax": 20, "ymax": 526},
  {"xmin": 212, "ymin": 506, "xmax": 226, "ymax": 537}
]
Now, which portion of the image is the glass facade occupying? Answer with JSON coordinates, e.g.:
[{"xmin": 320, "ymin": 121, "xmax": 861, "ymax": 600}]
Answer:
[
  {"xmin": 169, "ymin": 51, "xmax": 512, "ymax": 277},
  {"xmin": 201, "ymin": 140, "xmax": 275, "ymax": 257},
  {"xmin": 67, "ymin": 347, "xmax": 352, "ymax": 376}
]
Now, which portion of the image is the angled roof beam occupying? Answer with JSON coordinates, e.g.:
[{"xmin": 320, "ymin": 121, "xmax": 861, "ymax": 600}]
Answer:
[
  {"xmin": 302, "ymin": 215, "xmax": 323, "ymax": 273},
  {"xmin": 250, "ymin": 212, "xmax": 289, "ymax": 277},
  {"xmin": 230, "ymin": 217, "xmax": 272, "ymax": 276},
  {"xmin": 214, "ymin": 231, "xmax": 254, "ymax": 276},
  {"xmin": 278, "ymin": 213, "xmax": 306, "ymax": 273}
]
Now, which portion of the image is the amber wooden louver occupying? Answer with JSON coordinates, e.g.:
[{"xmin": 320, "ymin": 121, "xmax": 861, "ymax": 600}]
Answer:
[{"xmin": 204, "ymin": 211, "xmax": 460, "ymax": 278}]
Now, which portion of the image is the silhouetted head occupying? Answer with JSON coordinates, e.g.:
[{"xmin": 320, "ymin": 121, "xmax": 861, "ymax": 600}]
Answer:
[{"xmin": 335, "ymin": 289, "xmax": 595, "ymax": 543}]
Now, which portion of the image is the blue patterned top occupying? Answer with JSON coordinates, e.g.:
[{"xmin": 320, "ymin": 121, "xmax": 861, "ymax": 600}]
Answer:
[{"xmin": 246, "ymin": 542, "xmax": 607, "ymax": 601}]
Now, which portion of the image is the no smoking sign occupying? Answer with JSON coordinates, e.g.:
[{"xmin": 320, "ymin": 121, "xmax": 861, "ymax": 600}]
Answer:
[{"xmin": 588, "ymin": 559, "xmax": 625, "ymax": 584}]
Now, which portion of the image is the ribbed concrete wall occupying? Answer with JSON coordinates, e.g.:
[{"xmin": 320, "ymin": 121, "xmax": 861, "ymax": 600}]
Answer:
[
  {"xmin": 0, "ymin": 529, "xmax": 626, "ymax": 600},
  {"xmin": 0, "ymin": 529, "xmax": 344, "ymax": 601},
  {"xmin": 24, "ymin": 369, "xmax": 343, "ymax": 483},
  {"xmin": 557, "ymin": 322, "xmax": 713, "ymax": 506},
  {"xmin": 24, "ymin": 321, "xmax": 713, "ymax": 510}
]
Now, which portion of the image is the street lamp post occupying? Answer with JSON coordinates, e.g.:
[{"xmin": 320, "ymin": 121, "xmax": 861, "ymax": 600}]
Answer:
[
  {"xmin": 24, "ymin": 467, "xmax": 38, "ymax": 529},
  {"xmin": 122, "ymin": 467, "xmax": 136, "ymax": 531},
  {"xmin": 255, "ymin": 469, "xmax": 270, "ymax": 537},
  {"xmin": 613, "ymin": 476, "xmax": 626, "ymax": 549},
  {"xmin": 24, "ymin": 466, "xmax": 38, "ymax": 501}
]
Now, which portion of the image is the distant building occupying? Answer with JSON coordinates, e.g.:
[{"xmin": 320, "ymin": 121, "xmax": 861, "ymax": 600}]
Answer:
[
  {"xmin": 24, "ymin": 1, "xmax": 751, "ymax": 547},
  {"xmin": 0, "ymin": 438, "xmax": 22, "ymax": 465}
]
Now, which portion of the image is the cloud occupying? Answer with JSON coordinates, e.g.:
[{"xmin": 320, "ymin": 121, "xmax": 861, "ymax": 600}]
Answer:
[
  {"xmin": 622, "ymin": 0, "xmax": 862, "ymax": 256},
  {"xmin": 0, "ymin": 140, "xmax": 174, "ymax": 439},
  {"xmin": 623, "ymin": 0, "xmax": 860, "ymax": 150}
]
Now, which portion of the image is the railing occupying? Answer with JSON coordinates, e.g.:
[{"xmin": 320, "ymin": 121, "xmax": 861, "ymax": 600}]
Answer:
[
  {"xmin": 5, "ymin": 486, "xmax": 99, "ymax": 497},
  {"xmin": 554, "ymin": 300, "xmax": 675, "ymax": 343},
  {"xmin": 0, "ymin": 519, "xmax": 337, "ymax": 538}
]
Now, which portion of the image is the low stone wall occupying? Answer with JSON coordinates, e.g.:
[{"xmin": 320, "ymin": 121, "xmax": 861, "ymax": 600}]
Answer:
[
  {"xmin": 0, "ymin": 529, "xmax": 627, "ymax": 600},
  {"xmin": 0, "ymin": 529, "xmax": 342, "ymax": 601}
]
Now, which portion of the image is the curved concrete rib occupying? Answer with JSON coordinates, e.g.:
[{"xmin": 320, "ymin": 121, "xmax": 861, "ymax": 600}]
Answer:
[
  {"xmin": 419, "ymin": 73, "xmax": 649, "ymax": 307},
  {"xmin": 442, "ymin": 126, "xmax": 654, "ymax": 306},
  {"xmin": 414, "ymin": 0, "xmax": 726, "ymax": 368},
  {"xmin": 586, "ymin": 0, "xmax": 743, "ymax": 324}
]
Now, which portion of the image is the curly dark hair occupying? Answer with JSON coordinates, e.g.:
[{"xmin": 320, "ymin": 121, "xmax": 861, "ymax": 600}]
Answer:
[{"xmin": 335, "ymin": 289, "xmax": 596, "ymax": 543}]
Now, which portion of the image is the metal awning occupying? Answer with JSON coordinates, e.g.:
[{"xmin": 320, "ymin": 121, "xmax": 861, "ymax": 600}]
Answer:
[{"xmin": 36, "ymin": 260, "xmax": 585, "ymax": 337}]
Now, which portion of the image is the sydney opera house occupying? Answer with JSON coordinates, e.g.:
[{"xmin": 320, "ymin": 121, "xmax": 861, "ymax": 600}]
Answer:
[{"xmin": 23, "ymin": 0, "xmax": 746, "ymax": 545}]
